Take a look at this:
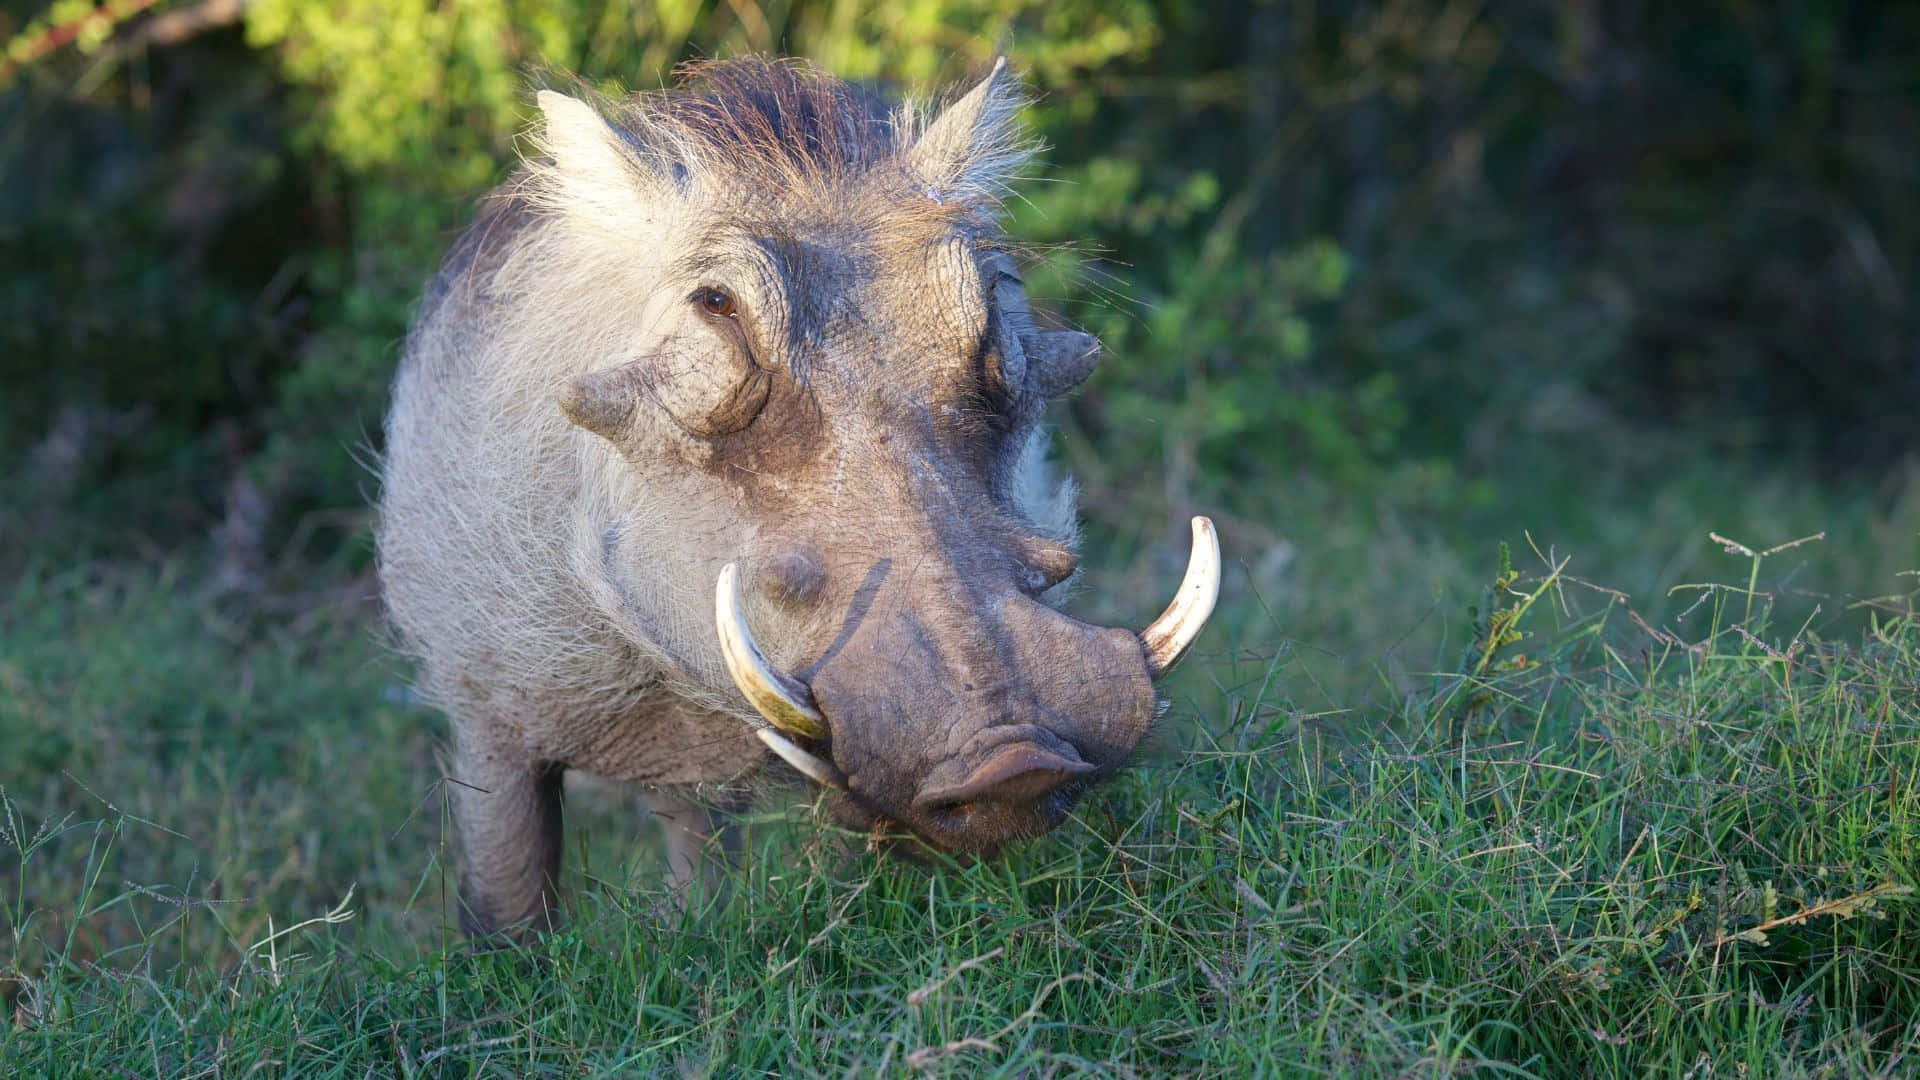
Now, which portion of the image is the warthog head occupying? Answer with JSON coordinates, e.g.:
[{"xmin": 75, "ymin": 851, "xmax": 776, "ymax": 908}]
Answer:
[{"xmin": 530, "ymin": 58, "xmax": 1216, "ymax": 855}]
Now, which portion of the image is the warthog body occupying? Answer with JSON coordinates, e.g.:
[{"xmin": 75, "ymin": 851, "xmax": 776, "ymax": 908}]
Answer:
[{"xmin": 377, "ymin": 57, "xmax": 1216, "ymax": 936}]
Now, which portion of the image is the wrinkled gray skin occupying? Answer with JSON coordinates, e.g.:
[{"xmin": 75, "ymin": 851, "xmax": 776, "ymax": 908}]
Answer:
[{"xmin": 378, "ymin": 58, "xmax": 1162, "ymax": 937}]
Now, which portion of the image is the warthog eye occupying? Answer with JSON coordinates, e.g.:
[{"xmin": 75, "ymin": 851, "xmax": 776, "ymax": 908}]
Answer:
[{"xmin": 693, "ymin": 286, "xmax": 738, "ymax": 318}]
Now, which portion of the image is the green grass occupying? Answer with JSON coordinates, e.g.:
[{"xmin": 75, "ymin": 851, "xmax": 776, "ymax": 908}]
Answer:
[{"xmin": 3, "ymin": 466, "xmax": 1918, "ymax": 1076}]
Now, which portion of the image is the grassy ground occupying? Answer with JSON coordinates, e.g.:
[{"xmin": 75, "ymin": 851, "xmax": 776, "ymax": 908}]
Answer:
[{"xmin": 3, "ymin": 454, "xmax": 1918, "ymax": 1076}]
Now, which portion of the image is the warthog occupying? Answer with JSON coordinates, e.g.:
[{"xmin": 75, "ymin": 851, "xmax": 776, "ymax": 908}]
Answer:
[{"xmin": 377, "ymin": 56, "xmax": 1218, "ymax": 937}]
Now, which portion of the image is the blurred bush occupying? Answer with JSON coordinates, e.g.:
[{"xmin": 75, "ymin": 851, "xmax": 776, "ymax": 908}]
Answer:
[{"xmin": 2, "ymin": 0, "xmax": 1914, "ymax": 570}]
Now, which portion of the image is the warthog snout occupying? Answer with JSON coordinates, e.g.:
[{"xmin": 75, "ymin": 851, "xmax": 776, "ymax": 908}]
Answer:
[{"xmin": 717, "ymin": 518, "xmax": 1219, "ymax": 853}]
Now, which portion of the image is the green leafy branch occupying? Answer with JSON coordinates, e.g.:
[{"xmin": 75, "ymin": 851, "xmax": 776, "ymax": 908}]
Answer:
[{"xmin": 1, "ymin": 0, "xmax": 164, "ymax": 88}]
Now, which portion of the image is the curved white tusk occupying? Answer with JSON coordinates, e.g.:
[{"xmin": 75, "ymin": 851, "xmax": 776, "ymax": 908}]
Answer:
[
  {"xmin": 756, "ymin": 728, "xmax": 848, "ymax": 791},
  {"xmin": 715, "ymin": 563, "xmax": 828, "ymax": 740},
  {"xmin": 1139, "ymin": 516, "xmax": 1221, "ymax": 678}
]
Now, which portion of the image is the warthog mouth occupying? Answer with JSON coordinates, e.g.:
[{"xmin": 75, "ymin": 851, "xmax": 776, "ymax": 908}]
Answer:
[
  {"xmin": 710, "ymin": 517, "xmax": 1220, "ymax": 846},
  {"xmin": 822, "ymin": 782, "xmax": 1086, "ymax": 861}
]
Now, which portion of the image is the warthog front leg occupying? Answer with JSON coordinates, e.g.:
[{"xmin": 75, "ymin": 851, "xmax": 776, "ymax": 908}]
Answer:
[{"xmin": 451, "ymin": 740, "xmax": 564, "ymax": 939}]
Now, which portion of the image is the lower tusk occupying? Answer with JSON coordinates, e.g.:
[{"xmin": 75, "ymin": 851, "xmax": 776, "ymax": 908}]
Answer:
[
  {"xmin": 1138, "ymin": 516, "xmax": 1221, "ymax": 678},
  {"xmin": 715, "ymin": 563, "xmax": 828, "ymax": 739},
  {"xmin": 756, "ymin": 728, "xmax": 847, "ymax": 790}
]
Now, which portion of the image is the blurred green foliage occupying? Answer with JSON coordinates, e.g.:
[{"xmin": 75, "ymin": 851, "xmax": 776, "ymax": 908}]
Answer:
[{"xmin": 2, "ymin": 0, "xmax": 1915, "ymax": 568}]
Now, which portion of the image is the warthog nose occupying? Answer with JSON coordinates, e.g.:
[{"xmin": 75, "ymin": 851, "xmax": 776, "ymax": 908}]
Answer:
[{"xmin": 911, "ymin": 740, "xmax": 1096, "ymax": 813}]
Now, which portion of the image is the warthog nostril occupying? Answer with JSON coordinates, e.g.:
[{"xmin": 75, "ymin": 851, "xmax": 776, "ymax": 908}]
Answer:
[{"xmin": 912, "ymin": 741, "xmax": 1095, "ymax": 812}]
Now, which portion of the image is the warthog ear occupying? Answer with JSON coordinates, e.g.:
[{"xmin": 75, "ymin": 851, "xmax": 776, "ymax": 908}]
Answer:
[
  {"xmin": 532, "ymin": 90, "xmax": 655, "ymax": 227},
  {"xmin": 906, "ymin": 57, "xmax": 1033, "ymax": 199},
  {"xmin": 1020, "ymin": 330, "xmax": 1100, "ymax": 397}
]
